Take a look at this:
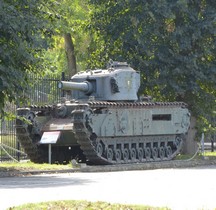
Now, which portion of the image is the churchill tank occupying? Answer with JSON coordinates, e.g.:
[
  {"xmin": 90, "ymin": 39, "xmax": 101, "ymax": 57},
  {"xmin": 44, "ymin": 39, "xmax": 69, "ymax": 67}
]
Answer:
[{"xmin": 16, "ymin": 61, "xmax": 190, "ymax": 164}]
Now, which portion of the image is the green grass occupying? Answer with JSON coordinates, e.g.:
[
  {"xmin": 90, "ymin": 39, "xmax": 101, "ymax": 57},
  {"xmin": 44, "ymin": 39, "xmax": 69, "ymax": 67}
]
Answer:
[
  {"xmin": 203, "ymin": 151, "xmax": 216, "ymax": 156},
  {"xmin": 1, "ymin": 151, "xmax": 216, "ymax": 173},
  {"xmin": 175, "ymin": 151, "xmax": 216, "ymax": 160},
  {"xmin": 174, "ymin": 154, "xmax": 194, "ymax": 160},
  {"xmin": 9, "ymin": 200, "xmax": 169, "ymax": 210},
  {"xmin": 0, "ymin": 161, "xmax": 72, "ymax": 172}
]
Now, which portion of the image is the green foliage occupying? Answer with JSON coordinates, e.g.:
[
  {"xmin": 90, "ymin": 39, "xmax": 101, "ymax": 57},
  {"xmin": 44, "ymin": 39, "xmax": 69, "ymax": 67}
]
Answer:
[
  {"xmin": 41, "ymin": 0, "xmax": 91, "ymax": 77},
  {"xmin": 87, "ymin": 0, "xmax": 216, "ymax": 128},
  {"xmin": 0, "ymin": 0, "xmax": 51, "ymax": 112}
]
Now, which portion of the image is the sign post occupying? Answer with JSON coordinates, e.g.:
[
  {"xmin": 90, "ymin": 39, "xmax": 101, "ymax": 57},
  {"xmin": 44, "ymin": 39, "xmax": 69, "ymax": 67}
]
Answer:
[
  {"xmin": 48, "ymin": 144, "xmax": 52, "ymax": 164},
  {"xmin": 201, "ymin": 133, "xmax": 205, "ymax": 159},
  {"xmin": 39, "ymin": 131, "xmax": 61, "ymax": 164}
]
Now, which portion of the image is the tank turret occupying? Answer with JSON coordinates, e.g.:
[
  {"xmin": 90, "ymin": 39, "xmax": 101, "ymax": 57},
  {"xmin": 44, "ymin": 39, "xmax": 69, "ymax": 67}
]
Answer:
[{"xmin": 58, "ymin": 61, "xmax": 140, "ymax": 101}]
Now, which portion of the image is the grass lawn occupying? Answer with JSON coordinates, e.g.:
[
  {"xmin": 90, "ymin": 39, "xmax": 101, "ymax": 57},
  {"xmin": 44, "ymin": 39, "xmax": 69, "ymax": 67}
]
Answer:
[
  {"xmin": 0, "ymin": 161, "xmax": 72, "ymax": 172},
  {"xmin": 1, "ymin": 150, "xmax": 216, "ymax": 173},
  {"xmin": 175, "ymin": 151, "xmax": 216, "ymax": 160},
  {"xmin": 9, "ymin": 200, "xmax": 170, "ymax": 210}
]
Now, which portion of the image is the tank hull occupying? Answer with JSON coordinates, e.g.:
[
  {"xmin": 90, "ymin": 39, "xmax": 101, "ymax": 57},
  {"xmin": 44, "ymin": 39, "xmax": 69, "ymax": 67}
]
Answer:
[{"xmin": 16, "ymin": 101, "xmax": 190, "ymax": 164}]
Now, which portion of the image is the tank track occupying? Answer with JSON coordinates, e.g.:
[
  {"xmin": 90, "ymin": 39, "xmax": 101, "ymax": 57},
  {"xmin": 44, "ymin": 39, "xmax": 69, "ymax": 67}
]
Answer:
[
  {"xmin": 16, "ymin": 108, "xmax": 46, "ymax": 163},
  {"xmin": 73, "ymin": 101, "xmax": 187, "ymax": 165}
]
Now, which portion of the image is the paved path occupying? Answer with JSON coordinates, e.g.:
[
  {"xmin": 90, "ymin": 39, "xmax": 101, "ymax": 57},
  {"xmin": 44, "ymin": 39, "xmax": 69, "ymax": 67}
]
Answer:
[{"xmin": 1, "ymin": 165, "xmax": 216, "ymax": 210}]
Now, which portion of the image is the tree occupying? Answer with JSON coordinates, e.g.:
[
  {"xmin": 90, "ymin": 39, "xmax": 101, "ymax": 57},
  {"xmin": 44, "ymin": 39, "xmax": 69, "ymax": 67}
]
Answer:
[
  {"xmin": 64, "ymin": 33, "xmax": 77, "ymax": 77},
  {"xmin": 42, "ymin": 0, "xmax": 90, "ymax": 77},
  {"xmin": 0, "ymin": 0, "xmax": 51, "ymax": 112},
  {"xmin": 88, "ymin": 0, "xmax": 216, "ymax": 130}
]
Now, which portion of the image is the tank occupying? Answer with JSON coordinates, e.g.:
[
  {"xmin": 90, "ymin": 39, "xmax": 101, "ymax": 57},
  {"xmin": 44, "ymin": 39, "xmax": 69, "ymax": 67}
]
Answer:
[{"xmin": 16, "ymin": 61, "xmax": 190, "ymax": 164}]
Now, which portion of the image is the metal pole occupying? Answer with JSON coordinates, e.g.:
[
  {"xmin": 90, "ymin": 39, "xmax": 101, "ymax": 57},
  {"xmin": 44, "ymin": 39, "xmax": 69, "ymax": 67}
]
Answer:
[
  {"xmin": 17, "ymin": 141, "xmax": 20, "ymax": 161},
  {"xmin": 61, "ymin": 72, "xmax": 65, "ymax": 98},
  {"xmin": 201, "ymin": 133, "xmax": 205, "ymax": 156},
  {"xmin": 48, "ymin": 144, "xmax": 52, "ymax": 164},
  {"xmin": 211, "ymin": 134, "xmax": 214, "ymax": 152}
]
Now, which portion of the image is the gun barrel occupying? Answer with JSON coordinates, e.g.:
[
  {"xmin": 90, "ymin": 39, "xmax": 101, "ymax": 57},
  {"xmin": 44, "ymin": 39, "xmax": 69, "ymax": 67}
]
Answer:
[{"xmin": 58, "ymin": 81, "xmax": 93, "ymax": 94}]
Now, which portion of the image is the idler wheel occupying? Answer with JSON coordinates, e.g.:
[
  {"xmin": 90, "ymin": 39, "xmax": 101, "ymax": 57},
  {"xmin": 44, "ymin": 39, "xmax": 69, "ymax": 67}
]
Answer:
[
  {"xmin": 122, "ymin": 148, "xmax": 129, "ymax": 162},
  {"xmin": 165, "ymin": 146, "xmax": 172, "ymax": 158},
  {"xmin": 96, "ymin": 142, "xmax": 103, "ymax": 157},
  {"xmin": 152, "ymin": 147, "xmax": 158, "ymax": 160},
  {"xmin": 106, "ymin": 148, "xmax": 114, "ymax": 162},
  {"xmin": 145, "ymin": 147, "xmax": 151, "ymax": 160},
  {"xmin": 159, "ymin": 146, "xmax": 165, "ymax": 160},
  {"xmin": 137, "ymin": 148, "xmax": 144, "ymax": 161},
  {"xmin": 115, "ymin": 149, "xmax": 122, "ymax": 163},
  {"xmin": 130, "ymin": 148, "xmax": 137, "ymax": 161}
]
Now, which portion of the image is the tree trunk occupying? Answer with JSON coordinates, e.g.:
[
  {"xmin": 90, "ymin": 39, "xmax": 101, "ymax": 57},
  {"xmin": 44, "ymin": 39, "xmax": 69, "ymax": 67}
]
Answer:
[
  {"xmin": 182, "ymin": 116, "xmax": 198, "ymax": 155},
  {"xmin": 64, "ymin": 33, "xmax": 77, "ymax": 77}
]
